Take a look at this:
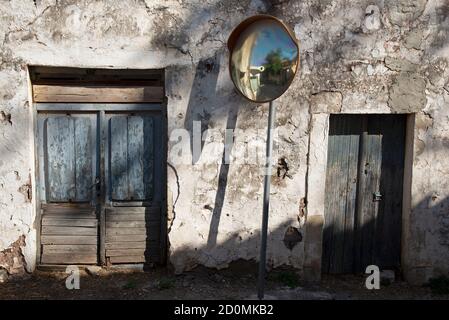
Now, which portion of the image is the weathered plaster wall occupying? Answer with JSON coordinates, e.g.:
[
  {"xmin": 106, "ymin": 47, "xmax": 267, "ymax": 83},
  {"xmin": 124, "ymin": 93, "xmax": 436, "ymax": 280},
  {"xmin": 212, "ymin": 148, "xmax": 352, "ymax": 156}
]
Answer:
[
  {"xmin": 0, "ymin": 0, "xmax": 448, "ymax": 284},
  {"xmin": 292, "ymin": 0, "xmax": 449, "ymax": 283}
]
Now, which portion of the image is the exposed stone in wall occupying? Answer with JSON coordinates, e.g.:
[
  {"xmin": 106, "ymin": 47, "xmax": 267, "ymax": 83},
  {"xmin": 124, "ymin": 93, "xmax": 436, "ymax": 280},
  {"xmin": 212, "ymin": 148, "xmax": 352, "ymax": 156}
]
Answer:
[
  {"xmin": 388, "ymin": 73, "xmax": 427, "ymax": 112},
  {"xmin": 0, "ymin": 236, "xmax": 28, "ymax": 277},
  {"xmin": 310, "ymin": 91, "xmax": 342, "ymax": 114},
  {"xmin": 386, "ymin": 0, "xmax": 428, "ymax": 26},
  {"xmin": 404, "ymin": 28, "xmax": 424, "ymax": 50},
  {"xmin": 384, "ymin": 57, "xmax": 419, "ymax": 73}
]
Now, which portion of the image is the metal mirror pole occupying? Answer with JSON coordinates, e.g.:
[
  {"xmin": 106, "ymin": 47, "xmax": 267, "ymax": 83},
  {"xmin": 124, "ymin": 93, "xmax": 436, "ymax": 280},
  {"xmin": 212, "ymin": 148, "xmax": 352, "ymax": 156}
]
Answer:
[{"xmin": 258, "ymin": 100, "xmax": 276, "ymax": 300}]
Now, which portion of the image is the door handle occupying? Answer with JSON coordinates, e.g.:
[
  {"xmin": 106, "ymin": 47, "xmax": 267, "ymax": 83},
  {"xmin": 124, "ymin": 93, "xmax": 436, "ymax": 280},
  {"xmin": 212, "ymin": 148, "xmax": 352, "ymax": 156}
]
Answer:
[
  {"xmin": 95, "ymin": 176, "xmax": 102, "ymax": 198},
  {"xmin": 373, "ymin": 191, "xmax": 382, "ymax": 202}
]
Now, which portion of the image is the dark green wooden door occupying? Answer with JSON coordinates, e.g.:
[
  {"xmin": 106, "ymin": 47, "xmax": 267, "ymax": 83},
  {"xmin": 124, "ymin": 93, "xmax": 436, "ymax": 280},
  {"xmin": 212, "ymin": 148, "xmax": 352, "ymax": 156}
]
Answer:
[{"xmin": 323, "ymin": 114, "xmax": 406, "ymax": 274}]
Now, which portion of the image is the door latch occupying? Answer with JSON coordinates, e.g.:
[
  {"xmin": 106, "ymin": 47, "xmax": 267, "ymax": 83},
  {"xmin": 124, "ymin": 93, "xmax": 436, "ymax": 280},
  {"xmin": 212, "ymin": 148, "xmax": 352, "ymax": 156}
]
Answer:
[
  {"xmin": 95, "ymin": 176, "xmax": 100, "ymax": 189},
  {"xmin": 373, "ymin": 191, "xmax": 382, "ymax": 202}
]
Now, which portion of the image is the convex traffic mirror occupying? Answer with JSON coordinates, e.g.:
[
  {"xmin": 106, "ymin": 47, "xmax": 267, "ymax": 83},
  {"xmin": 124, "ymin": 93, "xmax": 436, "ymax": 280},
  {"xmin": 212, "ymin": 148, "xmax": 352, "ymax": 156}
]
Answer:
[{"xmin": 228, "ymin": 15, "xmax": 299, "ymax": 103}]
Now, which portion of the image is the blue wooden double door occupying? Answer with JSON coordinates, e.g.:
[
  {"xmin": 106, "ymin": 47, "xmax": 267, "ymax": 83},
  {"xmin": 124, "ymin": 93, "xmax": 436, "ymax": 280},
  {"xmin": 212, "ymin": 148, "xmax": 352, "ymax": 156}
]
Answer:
[
  {"xmin": 323, "ymin": 114, "xmax": 406, "ymax": 274},
  {"xmin": 37, "ymin": 106, "xmax": 165, "ymax": 265}
]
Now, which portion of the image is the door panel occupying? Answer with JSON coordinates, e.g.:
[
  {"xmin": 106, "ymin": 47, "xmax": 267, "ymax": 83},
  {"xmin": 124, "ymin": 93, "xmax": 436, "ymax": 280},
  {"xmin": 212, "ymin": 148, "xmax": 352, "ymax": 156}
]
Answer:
[
  {"xmin": 110, "ymin": 115, "xmax": 154, "ymax": 201},
  {"xmin": 45, "ymin": 116, "xmax": 94, "ymax": 202},
  {"xmin": 110, "ymin": 116, "xmax": 128, "ymax": 200},
  {"xmin": 342, "ymin": 120, "xmax": 361, "ymax": 273},
  {"xmin": 74, "ymin": 117, "xmax": 94, "ymax": 201},
  {"xmin": 38, "ymin": 113, "xmax": 98, "ymax": 265},
  {"xmin": 46, "ymin": 116, "xmax": 75, "ymax": 201},
  {"xmin": 105, "ymin": 112, "xmax": 163, "ymax": 265},
  {"xmin": 323, "ymin": 114, "xmax": 405, "ymax": 274}
]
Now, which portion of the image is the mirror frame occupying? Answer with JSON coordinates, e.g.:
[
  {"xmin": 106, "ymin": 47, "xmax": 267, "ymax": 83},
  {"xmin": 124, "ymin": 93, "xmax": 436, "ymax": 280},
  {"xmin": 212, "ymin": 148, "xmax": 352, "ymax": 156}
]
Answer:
[{"xmin": 227, "ymin": 14, "xmax": 300, "ymax": 103}]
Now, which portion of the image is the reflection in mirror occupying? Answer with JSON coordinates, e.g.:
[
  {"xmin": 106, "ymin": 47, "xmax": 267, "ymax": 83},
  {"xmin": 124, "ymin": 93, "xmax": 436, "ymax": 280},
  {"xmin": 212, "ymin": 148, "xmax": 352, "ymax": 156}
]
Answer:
[{"xmin": 230, "ymin": 19, "xmax": 298, "ymax": 102}]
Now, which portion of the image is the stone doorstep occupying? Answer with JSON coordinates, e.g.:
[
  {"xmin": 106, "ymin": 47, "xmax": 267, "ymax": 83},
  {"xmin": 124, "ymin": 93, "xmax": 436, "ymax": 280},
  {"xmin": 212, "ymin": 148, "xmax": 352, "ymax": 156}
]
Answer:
[{"xmin": 380, "ymin": 270, "xmax": 396, "ymax": 283}]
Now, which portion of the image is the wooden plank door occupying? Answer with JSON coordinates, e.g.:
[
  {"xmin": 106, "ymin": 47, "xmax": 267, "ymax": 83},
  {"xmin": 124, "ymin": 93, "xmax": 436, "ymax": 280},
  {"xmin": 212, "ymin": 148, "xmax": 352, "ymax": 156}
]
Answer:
[
  {"xmin": 104, "ymin": 113, "xmax": 164, "ymax": 265},
  {"xmin": 323, "ymin": 114, "xmax": 406, "ymax": 274},
  {"xmin": 37, "ymin": 113, "xmax": 98, "ymax": 265}
]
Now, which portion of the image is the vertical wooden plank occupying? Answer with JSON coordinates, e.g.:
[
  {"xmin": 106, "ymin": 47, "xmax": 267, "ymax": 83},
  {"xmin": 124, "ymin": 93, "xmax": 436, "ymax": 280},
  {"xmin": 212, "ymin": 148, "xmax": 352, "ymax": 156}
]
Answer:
[
  {"xmin": 357, "ymin": 125, "xmax": 371, "ymax": 272},
  {"xmin": 328, "ymin": 116, "xmax": 342, "ymax": 274},
  {"xmin": 46, "ymin": 116, "xmax": 75, "ymax": 201},
  {"xmin": 359, "ymin": 116, "xmax": 383, "ymax": 271},
  {"xmin": 324, "ymin": 115, "xmax": 354, "ymax": 274},
  {"xmin": 353, "ymin": 116, "xmax": 367, "ymax": 273},
  {"xmin": 74, "ymin": 117, "xmax": 92, "ymax": 201},
  {"xmin": 110, "ymin": 116, "xmax": 128, "ymax": 200},
  {"xmin": 342, "ymin": 117, "xmax": 361, "ymax": 273},
  {"xmin": 331, "ymin": 116, "xmax": 352, "ymax": 273},
  {"xmin": 143, "ymin": 116, "xmax": 154, "ymax": 200},
  {"xmin": 325, "ymin": 115, "xmax": 343, "ymax": 273},
  {"xmin": 127, "ymin": 116, "xmax": 145, "ymax": 200}
]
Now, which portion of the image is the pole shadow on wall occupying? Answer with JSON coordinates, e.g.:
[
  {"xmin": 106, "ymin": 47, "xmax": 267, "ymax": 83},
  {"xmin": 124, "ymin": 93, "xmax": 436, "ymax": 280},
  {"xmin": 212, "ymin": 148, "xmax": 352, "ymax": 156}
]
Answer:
[
  {"xmin": 206, "ymin": 104, "xmax": 239, "ymax": 248},
  {"xmin": 183, "ymin": 52, "xmax": 240, "ymax": 249}
]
